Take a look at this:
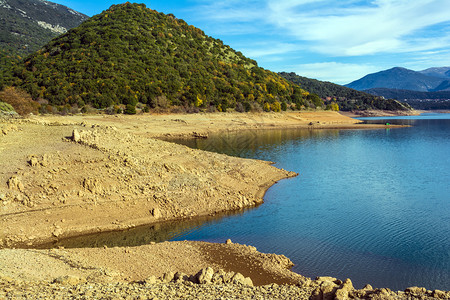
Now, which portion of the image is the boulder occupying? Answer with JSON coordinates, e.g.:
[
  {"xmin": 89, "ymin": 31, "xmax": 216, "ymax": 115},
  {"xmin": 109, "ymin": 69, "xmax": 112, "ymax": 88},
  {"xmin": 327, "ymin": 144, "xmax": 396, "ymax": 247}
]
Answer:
[
  {"xmin": 72, "ymin": 129, "xmax": 81, "ymax": 142},
  {"xmin": 231, "ymin": 272, "xmax": 253, "ymax": 286},
  {"xmin": 196, "ymin": 267, "xmax": 214, "ymax": 284}
]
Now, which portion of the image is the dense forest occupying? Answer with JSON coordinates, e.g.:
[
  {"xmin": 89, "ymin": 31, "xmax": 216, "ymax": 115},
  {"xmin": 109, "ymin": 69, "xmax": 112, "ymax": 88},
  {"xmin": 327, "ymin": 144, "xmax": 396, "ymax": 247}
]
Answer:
[
  {"xmin": 3, "ymin": 3, "xmax": 323, "ymax": 113},
  {"xmin": 279, "ymin": 72, "xmax": 411, "ymax": 111}
]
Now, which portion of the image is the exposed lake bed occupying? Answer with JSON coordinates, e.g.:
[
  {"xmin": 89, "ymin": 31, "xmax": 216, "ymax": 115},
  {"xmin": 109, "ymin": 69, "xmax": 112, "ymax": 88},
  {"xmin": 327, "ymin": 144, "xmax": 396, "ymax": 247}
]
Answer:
[{"xmin": 1, "ymin": 112, "xmax": 448, "ymax": 299}]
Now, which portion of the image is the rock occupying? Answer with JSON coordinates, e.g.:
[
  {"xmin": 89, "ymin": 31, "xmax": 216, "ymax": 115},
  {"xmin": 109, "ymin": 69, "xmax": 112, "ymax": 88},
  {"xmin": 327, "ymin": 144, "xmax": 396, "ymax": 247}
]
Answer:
[
  {"xmin": 211, "ymin": 269, "xmax": 226, "ymax": 284},
  {"xmin": 145, "ymin": 275, "xmax": 158, "ymax": 284},
  {"xmin": 7, "ymin": 176, "xmax": 24, "ymax": 192},
  {"xmin": 82, "ymin": 178, "xmax": 103, "ymax": 194},
  {"xmin": 311, "ymin": 280, "xmax": 338, "ymax": 300},
  {"xmin": 72, "ymin": 129, "xmax": 81, "ymax": 142},
  {"xmin": 28, "ymin": 156, "xmax": 39, "ymax": 167},
  {"xmin": 160, "ymin": 272, "xmax": 175, "ymax": 283},
  {"xmin": 151, "ymin": 208, "xmax": 161, "ymax": 219},
  {"xmin": 52, "ymin": 227, "xmax": 63, "ymax": 237},
  {"xmin": 173, "ymin": 272, "xmax": 188, "ymax": 282},
  {"xmin": 405, "ymin": 286, "xmax": 427, "ymax": 295},
  {"xmin": 231, "ymin": 272, "xmax": 253, "ymax": 286},
  {"xmin": 225, "ymin": 239, "xmax": 232, "ymax": 244},
  {"xmin": 334, "ymin": 278, "xmax": 354, "ymax": 300},
  {"xmin": 196, "ymin": 267, "xmax": 214, "ymax": 284},
  {"xmin": 432, "ymin": 290, "xmax": 448, "ymax": 299},
  {"xmin": 53, "ymin": 275, "xmax": 84, "ymax": 285}
]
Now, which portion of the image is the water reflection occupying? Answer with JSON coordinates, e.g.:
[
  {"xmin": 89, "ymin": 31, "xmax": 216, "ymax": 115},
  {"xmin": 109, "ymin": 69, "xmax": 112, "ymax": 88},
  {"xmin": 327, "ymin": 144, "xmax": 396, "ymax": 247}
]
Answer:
[
  {"xmin": 33, "ymin": 209, "xmax": 251, "ymax": 249},
  {"xmin": 166, "ymin": 128, "xmax": 342, "ymax": 158}
]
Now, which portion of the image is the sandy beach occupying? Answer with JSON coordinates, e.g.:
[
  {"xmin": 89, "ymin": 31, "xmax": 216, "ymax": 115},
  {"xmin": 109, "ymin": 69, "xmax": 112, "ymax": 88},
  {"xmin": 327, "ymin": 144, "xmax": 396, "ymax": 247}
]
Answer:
[{"xmin": 1, "ymin": 111, "xmax": 447, "ymax": 299}]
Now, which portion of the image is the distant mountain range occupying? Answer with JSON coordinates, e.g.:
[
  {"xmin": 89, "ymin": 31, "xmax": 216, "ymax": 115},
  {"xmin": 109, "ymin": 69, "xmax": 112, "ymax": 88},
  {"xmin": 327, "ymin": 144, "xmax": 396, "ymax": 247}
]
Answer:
[
  {"xmin": 345, "ymin": 67, "xmax": 450, "ymax": 92},
  {"xmin": 0, "ymin": 0, "xmax": 88, "ymax": 56},
  {"xmin": 346, "ymin": 66, "xmax": 450, "ymax": 109}
]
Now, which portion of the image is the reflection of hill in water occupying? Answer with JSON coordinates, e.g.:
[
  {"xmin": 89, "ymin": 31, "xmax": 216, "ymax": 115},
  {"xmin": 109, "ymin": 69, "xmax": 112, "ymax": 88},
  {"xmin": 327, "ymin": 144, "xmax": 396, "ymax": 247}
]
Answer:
[
  {"xmin": 33, "ymin": 209, "xmax": 250, "ymax": 249},
  {"xmin": 167, "ymin": 129, "xmax": 342, "ymax": 158}
]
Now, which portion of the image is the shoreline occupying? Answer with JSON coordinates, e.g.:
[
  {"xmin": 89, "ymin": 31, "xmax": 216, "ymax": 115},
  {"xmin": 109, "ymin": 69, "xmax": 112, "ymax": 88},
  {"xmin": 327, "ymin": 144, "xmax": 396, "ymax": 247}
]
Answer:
[{"xmin": 1, "ymin": 111, "xmax": 447, "ymax": 299}]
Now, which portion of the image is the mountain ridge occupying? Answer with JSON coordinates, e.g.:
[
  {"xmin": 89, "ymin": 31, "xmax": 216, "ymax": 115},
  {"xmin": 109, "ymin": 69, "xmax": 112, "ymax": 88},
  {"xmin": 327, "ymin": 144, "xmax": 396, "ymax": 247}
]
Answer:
[
  {"xmin": 0, "ymin": 0, "xmax": 88, "ymax": 56},
  {"xmin": 345, "ymin": 67, "xmax": 446, "ymax": 92}
]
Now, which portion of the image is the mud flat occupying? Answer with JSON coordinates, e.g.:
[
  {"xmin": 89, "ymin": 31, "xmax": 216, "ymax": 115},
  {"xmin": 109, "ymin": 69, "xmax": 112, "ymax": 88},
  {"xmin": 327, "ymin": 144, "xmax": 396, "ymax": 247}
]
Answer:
[{"xmin": 1, "ymin": 111, "xmax": 446, "ymax": 299}]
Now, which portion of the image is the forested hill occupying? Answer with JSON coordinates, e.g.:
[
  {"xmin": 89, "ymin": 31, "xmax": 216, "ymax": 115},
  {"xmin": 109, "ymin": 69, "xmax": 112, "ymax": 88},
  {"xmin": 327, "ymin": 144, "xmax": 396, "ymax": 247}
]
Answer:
[
  {"xmin": 6, "ymin": 3, "xmax": 319, "ymax": 112},
  {"xmin": 279, "ymin": 72, "xmax": 411, "ymax": 111},
  {"xmin": 0, "ymin": 0, "xmax": 88, "ymax": 56}
]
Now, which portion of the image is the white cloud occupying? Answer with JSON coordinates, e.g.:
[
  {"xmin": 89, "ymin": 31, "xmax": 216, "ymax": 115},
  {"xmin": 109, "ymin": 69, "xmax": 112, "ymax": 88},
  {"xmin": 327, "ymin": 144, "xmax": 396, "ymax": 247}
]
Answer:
[
  {"xmin": 241, "ymin": 43, "xmax": 299, "ymax": 58},
  {"xmin": 266, "ymin": 0, "xmax": 450, "ymax": 56},
  {"xmin": 292, "ymin": 62, "xmax": 381, "ymax": 84}
]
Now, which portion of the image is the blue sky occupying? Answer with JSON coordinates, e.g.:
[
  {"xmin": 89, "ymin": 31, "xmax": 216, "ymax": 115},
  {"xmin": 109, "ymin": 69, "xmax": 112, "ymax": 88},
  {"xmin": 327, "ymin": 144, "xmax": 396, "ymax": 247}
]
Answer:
[{"xmin": 51, "ymin": 0, "xmax": 450, "ymax": 84}]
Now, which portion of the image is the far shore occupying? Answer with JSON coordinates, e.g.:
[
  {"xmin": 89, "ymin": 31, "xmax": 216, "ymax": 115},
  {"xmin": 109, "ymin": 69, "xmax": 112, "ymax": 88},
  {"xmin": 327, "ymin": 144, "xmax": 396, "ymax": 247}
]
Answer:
[{"xmin": 1, "ymin": 111, "xmax": 445, "ymax": 299}]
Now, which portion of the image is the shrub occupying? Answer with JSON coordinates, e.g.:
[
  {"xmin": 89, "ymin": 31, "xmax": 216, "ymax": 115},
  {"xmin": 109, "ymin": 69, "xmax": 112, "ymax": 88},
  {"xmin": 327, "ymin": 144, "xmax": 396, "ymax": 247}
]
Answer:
[
  {"xmin": 235, "ymin": 102, "xmax": 245, "ymax": 113},
  {"xmin": 0, "ymin": 87, "xmax": 40, "ymax": 115},
  {"xmin": 125, "ymin": 104, "xmax": 137, "ymax": 115}
]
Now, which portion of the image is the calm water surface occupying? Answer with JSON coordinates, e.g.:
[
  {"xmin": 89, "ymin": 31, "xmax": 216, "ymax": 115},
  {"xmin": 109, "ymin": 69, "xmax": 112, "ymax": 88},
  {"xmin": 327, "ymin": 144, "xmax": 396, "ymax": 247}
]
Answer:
[{"xmin": 168, "ymin": 113, "xmax": 450, "ymax": 290}]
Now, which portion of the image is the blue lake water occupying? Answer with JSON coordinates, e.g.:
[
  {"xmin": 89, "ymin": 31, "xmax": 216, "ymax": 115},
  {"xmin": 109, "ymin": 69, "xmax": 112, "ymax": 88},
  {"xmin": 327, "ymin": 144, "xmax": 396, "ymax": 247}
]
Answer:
[{"xmin": 167, "ymin": 113, "xmax": 450, "ymax": 291}]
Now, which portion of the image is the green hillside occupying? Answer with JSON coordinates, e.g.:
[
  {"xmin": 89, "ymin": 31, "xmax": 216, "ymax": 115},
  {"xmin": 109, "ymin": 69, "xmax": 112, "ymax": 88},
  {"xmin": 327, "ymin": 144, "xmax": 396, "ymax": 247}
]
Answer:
[
  {"xmin": 7, "ymin": 3, "xmax": 318, "ymax": 112},
  {"xmin": 279, "ymin": 72, "xmax": 411, "ymax": 111}
]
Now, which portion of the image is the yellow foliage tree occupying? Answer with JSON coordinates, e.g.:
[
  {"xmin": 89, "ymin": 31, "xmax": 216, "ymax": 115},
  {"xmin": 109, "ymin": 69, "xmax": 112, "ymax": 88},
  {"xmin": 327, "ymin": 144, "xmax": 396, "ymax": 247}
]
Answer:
[{"xmin": 271, "ymin": 101, "xmax": 281, "ymax": 112}]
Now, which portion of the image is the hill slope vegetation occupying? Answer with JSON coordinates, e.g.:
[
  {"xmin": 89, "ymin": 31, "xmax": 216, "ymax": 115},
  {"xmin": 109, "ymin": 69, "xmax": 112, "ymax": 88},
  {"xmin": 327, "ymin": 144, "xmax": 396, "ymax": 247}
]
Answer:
[{"xmin": 6, "ymin": 3, "xmax": 319, "ymax": 112}]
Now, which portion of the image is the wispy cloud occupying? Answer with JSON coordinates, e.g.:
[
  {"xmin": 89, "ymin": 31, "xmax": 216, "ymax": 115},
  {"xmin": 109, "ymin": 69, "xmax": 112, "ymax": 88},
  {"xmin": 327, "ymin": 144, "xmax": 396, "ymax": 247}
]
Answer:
[
  {"xmin": 267, "ymin": 0, "xmax": 450, "ymax": 56},
  {"xmin": 192, "ymin": 0, "xmax": 450, "ymax": 56},
  {"xmin": 241, "ymin": 42, "xmax": 299, "ymax": 58}
]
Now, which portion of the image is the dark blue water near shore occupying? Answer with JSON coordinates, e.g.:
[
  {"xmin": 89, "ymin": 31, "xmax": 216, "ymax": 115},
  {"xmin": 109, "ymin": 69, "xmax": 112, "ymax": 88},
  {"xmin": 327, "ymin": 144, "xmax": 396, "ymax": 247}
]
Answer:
[{"xmin": 170, "ymin": 113, "xmax": 450, "ymax": 291}]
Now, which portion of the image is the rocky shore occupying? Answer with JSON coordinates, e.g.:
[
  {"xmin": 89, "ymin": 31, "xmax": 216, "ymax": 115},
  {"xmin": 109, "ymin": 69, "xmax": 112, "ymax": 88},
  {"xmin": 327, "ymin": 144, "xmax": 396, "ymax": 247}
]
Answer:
[{"xmin": 1, "ymin": 111, "xmax": 447, "ymax": 299}]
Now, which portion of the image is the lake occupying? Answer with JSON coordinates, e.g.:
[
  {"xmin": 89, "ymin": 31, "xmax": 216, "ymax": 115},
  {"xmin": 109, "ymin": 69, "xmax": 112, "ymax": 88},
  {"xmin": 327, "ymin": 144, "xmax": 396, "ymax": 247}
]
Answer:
[
  {"xmin": 167, "ymin": 113, "xmax": 450, "ymax": 291},
  {"xmin": 48, "ymin": 113, "xmax": 450, "ymax": 291}
]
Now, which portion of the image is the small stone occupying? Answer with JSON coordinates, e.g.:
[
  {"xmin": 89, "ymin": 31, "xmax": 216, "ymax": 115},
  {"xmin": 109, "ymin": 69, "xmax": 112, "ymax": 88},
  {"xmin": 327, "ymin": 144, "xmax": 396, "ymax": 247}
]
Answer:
[
  {"xmin": 52, "ymin": 227, "xmax": 63, "ymax": 237},
  {"xmin": 29, "ymin": 156, "xmax": 39, "ymax": 167},
  {"xmin": 225, "ymin": 239, "xmax": 232, "ymax": 244},
  {"xmin": 151, "ymin": 208, "xmax": 161, "ymax": 219},
  {"xmin": 53, "ymin": 275, "xmax": 84, "ymax": 285},
  {"xmin": 145, "ymin": 275, "xmax": 158, "ymax": 284}
]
